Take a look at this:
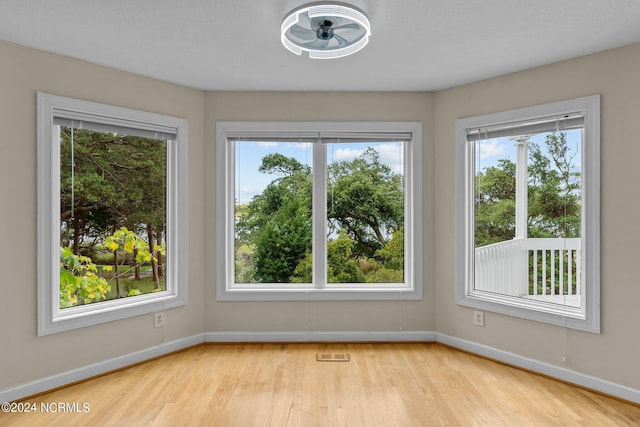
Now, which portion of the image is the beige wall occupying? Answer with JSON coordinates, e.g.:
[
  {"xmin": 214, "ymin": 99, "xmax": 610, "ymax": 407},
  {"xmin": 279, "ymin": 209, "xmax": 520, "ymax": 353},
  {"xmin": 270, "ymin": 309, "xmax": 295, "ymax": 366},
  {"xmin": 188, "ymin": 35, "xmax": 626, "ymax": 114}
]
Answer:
[
  {"xmin": 2, "ymin": 35, "xmax": 639, "ymax": 395},
  {"xmin": 0, "ymin": 41, "xmax": 205, "ymax": 389},
  {"xmin": 203, "ymin": 92, "xmax": 436, "ymax": 334},
  {"xmin": 0, "ymin": 42, "xmax": 435, "ymax": 392},
  {"xmin": 434, "ymin": 43, "xmax": 640, "ymax": 389}
]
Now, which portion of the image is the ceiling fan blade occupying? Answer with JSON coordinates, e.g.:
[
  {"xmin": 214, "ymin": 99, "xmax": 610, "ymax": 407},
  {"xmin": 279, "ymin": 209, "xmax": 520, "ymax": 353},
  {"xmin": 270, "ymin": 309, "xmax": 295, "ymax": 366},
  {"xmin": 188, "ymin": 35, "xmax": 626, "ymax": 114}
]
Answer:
[
  {"xmin": 304, "ymin": 38, "xmax": 330, "ymax": 49},
  {"xmin": 297, "ymin": 11, "xmax": 312, "ymax": 29},
  {"xmin": 290, "ymin": 25, "xmax": 317, "ymax": 41},
  {"xmin": 332, "ymin": 33, "xmax": 351, "ymax": 48},
  {"xmin": 333, "ymin": 23, "xmax": 360, "ymax": 31}
]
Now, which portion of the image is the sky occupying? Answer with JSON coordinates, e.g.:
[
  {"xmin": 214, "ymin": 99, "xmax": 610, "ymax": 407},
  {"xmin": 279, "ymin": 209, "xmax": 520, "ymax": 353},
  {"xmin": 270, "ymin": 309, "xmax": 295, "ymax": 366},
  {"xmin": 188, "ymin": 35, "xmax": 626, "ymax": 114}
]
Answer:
[
  {"xmin": 233, "ymin": 130, "xmax": 581, "ymax": 205},
  {"xmin": 234, "ymin": 140, "xmax": 404, "ymax": 204},
  {"xmin": 475, "ymin": 129, "xmax": 582, "ymax": 173}
]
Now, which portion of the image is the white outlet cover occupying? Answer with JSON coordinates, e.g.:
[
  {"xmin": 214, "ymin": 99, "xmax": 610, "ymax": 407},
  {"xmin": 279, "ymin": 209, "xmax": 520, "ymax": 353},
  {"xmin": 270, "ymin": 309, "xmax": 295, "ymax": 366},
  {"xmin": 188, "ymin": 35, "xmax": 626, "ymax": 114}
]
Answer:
[
  {"xmin": 154, "ymin": 312, "xmax": 166, "ymax": 327},
  {"xmin": 473, "ymin": 311, "xmax": 484, "ymax": 327}
]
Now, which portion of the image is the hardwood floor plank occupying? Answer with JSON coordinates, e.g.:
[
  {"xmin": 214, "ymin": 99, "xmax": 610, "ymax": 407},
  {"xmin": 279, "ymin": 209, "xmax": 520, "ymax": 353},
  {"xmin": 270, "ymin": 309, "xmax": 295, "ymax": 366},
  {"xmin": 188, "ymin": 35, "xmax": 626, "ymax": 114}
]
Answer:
[{"xmin": 2, "ymin": 343, "xmax": 639, "ymax": 426}]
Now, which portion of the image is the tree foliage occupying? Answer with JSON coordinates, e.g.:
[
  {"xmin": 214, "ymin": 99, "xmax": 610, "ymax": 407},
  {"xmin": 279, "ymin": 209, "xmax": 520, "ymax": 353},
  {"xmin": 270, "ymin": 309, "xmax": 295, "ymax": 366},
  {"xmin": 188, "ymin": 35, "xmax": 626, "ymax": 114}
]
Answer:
[
  {"xmin": 59, "ymin": 127, "xmax": 166, "ymax": 253},
  {"xmin": 58, "ymin": 127, "xmax": 168, "ymax": 306},
  {"xmin": 475, "ymin": 131, "xmax": 581, "ymax": 247},
  {"xmin": 328, "ymin": 147, "xmax": 404, "ymax": 258},
  {"xmin": 236, "ymin": 147, "xmax": 405, "ymax": 284},
  {"xmin": 60, "ymin": 247, "xmax": 110, "ymax": 308},
  {"xmin": 527, "ymin": 132, "xmax": 581, "ymax": 238},
  {"xmin": 102, "ymin": 227, "xmax": 160, "ymax": 298},
  {"xmin": 475, "ymin": 159, "xmax": 517, "ymax": 246},
  {"xmin": 236, "ymin": 154, "xmax": 312, "ymax": 283}
]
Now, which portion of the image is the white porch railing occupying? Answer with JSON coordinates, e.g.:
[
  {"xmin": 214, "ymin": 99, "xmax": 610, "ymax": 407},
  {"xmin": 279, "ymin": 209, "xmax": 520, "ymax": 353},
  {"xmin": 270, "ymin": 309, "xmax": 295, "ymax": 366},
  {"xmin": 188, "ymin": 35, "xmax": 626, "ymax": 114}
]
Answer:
[
  {"xmin": 475, "ymin": 238, "xmax": 581, "ymax": 305},
  {"xmin": 474, "ymin": 238, "xmax": 527, "ymax": 296}
]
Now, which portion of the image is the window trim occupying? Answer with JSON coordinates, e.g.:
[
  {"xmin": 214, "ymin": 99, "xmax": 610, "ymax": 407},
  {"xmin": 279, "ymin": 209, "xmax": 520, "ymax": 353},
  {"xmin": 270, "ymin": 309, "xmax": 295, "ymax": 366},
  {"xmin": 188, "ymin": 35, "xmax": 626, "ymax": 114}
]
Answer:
[
  {"xmin": 455, "ymin": 96, "xmax": 600, "ymax": 333},
  {"xmin": 37, "ymin": 92, "xmax": 189, "ymax": 336},
  {"xmin": 216, "ymin": 121, "xmax": 423, "ymax": 301}
]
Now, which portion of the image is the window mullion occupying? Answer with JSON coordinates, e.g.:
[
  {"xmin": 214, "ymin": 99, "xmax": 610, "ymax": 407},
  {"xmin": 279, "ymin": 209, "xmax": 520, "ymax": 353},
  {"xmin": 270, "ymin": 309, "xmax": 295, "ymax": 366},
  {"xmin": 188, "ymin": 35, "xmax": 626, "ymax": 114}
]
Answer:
[{"xmin": 312, "ymin": 139, "xmax": 327, "ymax": 288}]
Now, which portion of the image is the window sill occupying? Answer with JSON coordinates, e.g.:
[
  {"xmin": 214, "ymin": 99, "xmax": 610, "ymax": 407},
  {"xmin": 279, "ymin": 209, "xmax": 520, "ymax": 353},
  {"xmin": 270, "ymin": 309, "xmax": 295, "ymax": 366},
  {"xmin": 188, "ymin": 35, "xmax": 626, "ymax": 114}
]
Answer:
[
  {"xmin": 217, "ymin": 285, "xmax": 422, "ymax": 301},
  {"xmin": 40, "ymin": 291, "xmax": 187, "ymax": 336},
  {"xmin": 456, "ymin": 290, "xmax": 599, "ymax": 333}
]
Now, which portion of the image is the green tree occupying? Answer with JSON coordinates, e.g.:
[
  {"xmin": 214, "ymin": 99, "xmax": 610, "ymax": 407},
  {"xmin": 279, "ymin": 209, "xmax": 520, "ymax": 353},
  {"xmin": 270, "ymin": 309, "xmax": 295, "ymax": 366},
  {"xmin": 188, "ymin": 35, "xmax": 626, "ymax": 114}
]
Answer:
[
  {"xmin": 60, "ymin": 128, "xmax": 122, "ymax": 254},
  {"xmin": 60, "ymin": 127, "xmax": 167, "ymax": 291},
  {"xmin": 60, "ymin": 128, "xmax": 166, "ymax": 248},
  {"xmin": 60, "ymin": 247, "xmax": 110, "ymax": 308},
  {"xmin": 368, "ymin": 225, "xmax": 405, "ymax": 282},
  {"xmin": 328, "ymin": 147, "xmax": 404, "ymax": 258},
  {"xmin": 238, "ymin": 147, "xmax": 405, "ymax": 284},
  {"xmin": 122, "ymin": 137, "xmax": 167, "ymax": 288},
  {"xmin": 527, "ymin": 133, "xmax": 581, "ymax": 238},
  {"xmin": 236, "ymin": 153, "xmax": 312, "ymax": 283},
  {"xmin": 291, "ymin": 232, "xmax": 366, "ymax": 283},
  {"xmin": 328, "ymin": 233, "xmax": 367, "ymax": 283},
  {"xmin": 475, "ymin": 131, "xmax": 581, "ymax": 247},
  {"xmin": 101, "ymin": 227, "xmax": 157, "ymax": 298},
  {"xmin": 252, "ymin": 197, "xmax": 312, "ymax": 283},
  {"xmin": 474, "ymin": 159, "xmax": 516, "ymax": 247}
]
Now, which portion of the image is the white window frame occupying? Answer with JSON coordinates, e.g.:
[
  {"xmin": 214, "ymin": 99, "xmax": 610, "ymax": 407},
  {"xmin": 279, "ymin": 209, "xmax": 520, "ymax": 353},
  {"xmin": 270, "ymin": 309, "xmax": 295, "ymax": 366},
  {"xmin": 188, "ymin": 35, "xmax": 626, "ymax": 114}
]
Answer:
[
  {"xmin": 455, "ymin": 96, "xmax": 600, "ymax": 333},
  {"xmin": 37, "ymin": 92, "xmax": 189, "ymax": 336},
  {"xmin": 216, "ymin": 121, "xmax": 423, "ymax": 301}
]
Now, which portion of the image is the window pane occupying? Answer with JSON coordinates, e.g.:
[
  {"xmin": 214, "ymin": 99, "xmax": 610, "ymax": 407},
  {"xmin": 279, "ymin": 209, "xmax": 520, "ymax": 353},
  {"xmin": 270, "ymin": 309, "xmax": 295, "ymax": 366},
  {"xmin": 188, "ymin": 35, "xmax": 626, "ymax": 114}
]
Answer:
[
  {"xmin": 59, "ymin": 126, "xmax": 167, "ymax": 308},
  {"xmin": 327, "ymin": 142, "xmax": 405, "ymax": 283},
  {"xmin": 473, "ymin": 129, "xmax": 582, "ymax": 307},
  {"xmin": 234, "ymin": 141, "xmax": 313, "ymax": 284}
]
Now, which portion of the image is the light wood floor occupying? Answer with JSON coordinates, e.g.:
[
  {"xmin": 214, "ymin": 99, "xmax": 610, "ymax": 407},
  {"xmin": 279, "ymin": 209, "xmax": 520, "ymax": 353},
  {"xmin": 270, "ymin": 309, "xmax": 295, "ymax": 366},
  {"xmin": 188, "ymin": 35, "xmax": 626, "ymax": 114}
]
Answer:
[{"xmin": 3, "ymin": 343, "xmax": 639, "ymax": 426}]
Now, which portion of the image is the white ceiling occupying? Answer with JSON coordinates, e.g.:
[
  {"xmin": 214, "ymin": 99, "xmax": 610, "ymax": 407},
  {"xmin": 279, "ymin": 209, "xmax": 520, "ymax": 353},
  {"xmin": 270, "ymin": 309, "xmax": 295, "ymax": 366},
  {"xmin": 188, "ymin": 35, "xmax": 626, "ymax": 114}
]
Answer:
[{"xmin": 1, "ymin": 0, "xmax": 639, "ymax": 92}]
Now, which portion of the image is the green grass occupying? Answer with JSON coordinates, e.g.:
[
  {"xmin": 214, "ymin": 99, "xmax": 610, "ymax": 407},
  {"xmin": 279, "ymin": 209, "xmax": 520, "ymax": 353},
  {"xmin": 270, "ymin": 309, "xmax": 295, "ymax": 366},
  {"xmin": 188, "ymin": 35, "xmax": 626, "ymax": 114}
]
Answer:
[
  {"xmin": 97, "ymin": 265, "xmax": 166, "ymax": 300},
  {"xmin": 104, "ymin": 277, "xmax": 166, "ymax": 300}
]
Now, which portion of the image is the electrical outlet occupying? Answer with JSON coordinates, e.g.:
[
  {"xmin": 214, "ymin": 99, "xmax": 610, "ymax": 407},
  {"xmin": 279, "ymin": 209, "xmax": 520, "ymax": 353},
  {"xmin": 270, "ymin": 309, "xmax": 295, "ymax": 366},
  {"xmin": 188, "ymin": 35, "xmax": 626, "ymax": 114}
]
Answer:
[
  {"xmin": 154, "ymin": 311, "xmax": 166, "ymax": 328},
  {"xmin": 473, "ymin": 310, "xmax": 484, "ymax": 327}
]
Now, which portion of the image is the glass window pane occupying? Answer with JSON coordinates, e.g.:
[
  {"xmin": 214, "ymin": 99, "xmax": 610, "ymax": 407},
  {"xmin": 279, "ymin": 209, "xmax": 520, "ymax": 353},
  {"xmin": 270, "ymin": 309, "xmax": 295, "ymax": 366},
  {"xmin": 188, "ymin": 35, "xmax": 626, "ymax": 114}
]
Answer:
[
  {"xmin": 59, "ymin": 126, "xmax": 167, "ymax": 308},
  {"xmin": 327, "ymin": 142, "xmax": 405, "ymax": 284},
  {"xmin": 473, "ymin": 129, "xmax": 582, "ymax": 307},
  {"xmin": 234, "ymin": 141, "xmax": 313, "ymax": 284}
]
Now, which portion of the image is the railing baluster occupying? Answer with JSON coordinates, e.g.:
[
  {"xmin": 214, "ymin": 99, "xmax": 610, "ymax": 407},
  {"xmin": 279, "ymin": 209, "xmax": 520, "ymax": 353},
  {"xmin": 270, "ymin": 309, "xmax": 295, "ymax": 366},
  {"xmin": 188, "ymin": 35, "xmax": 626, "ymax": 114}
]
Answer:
[
  {"xmin": 559, "ymin": 248, "xmax": 564, "ymax": 295},
  {"xmin": 533, "ymin": 249, "xmax": 538, "ymax": 295},
  {"xmin": 568, "ymin": 249, "xmax": 573, "ymax": 295},
  {"xmin": 543, "ymin": 250, "xmax": 547, "ymax": 295},
  {"xmin": 549, "ymin": 250, "xmax": 554, "ymax": 295},
  {"xmin": 576, "ymin": 248, "xmax": 581, "ymax": 296}
]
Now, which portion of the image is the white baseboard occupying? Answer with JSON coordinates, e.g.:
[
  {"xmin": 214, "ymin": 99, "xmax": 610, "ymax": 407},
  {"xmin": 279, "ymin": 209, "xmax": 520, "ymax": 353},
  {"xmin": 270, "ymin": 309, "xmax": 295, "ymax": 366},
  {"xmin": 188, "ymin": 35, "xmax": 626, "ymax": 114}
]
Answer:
[
  {"xmin": 2, "ymin": 331, "xmax": 638, "ymax": 405},
  {"xmin": 436, "ymin": 333, "xmax": 640, "ymax": 404},
  {"xmin": 203, "ymin": 330, "xmax": 436, "ymax": 343},
  {"xmin": 0, "ymin": 334, "xmax": 205, "ymax": 404}
]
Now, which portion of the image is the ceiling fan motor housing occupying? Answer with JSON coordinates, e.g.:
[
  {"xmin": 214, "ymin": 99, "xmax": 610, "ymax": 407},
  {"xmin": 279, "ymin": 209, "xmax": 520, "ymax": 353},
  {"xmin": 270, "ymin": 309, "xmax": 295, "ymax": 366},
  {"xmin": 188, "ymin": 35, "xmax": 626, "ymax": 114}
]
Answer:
[{"xmin": 317, "ymin": 20, "xmax": 335, "ymax": 39}]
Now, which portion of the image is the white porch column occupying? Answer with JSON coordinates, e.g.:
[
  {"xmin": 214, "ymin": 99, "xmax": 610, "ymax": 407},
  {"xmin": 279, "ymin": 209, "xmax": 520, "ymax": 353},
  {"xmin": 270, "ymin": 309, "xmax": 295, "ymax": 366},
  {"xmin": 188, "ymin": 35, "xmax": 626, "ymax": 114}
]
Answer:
[
  {"xmin": 512, "ymin": 136, "xmax": 529, "ymax": 296},
  {"xmin": 513, "ymin": 136, "xmax": 529, "ymax": 239}
]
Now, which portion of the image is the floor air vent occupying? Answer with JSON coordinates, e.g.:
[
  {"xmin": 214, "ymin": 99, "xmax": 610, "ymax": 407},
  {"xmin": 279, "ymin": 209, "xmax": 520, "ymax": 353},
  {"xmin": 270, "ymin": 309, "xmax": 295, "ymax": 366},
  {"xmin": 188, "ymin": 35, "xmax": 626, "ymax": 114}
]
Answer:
[{"xmin": 316, "ymin": 353, "xmax": 350, "ymax": 362}]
